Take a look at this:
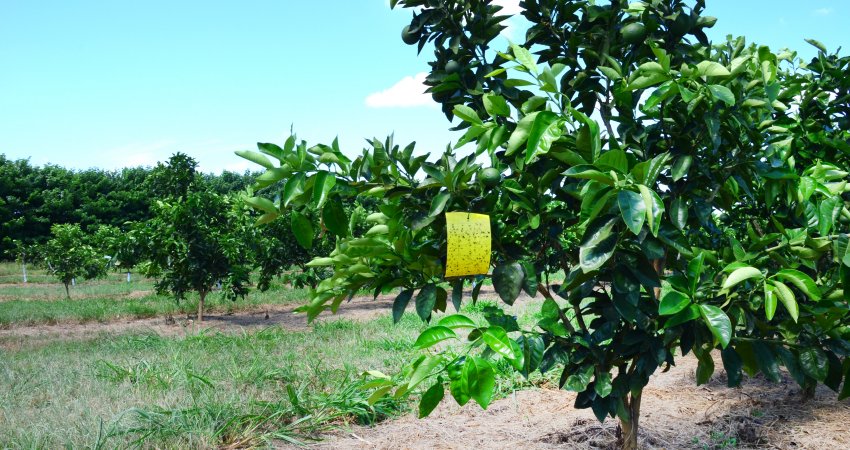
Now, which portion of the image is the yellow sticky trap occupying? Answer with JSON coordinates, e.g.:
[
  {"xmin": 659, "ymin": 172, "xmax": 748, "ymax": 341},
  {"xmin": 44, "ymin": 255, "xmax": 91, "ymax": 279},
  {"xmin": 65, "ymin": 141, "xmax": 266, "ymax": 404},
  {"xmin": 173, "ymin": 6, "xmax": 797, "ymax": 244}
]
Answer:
[{"xmin": 445, "ymin": 212, "xmax": 491, "ymax": 277}]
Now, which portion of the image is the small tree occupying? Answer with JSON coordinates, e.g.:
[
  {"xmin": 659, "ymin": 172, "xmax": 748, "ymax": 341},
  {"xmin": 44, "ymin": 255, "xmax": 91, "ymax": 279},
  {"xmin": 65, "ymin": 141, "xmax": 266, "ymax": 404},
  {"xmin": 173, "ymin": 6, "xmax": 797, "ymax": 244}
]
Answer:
[
  {"xmin": 142, "ymin": 154, "xmax": 251, "ymax": 321},
  {"xmin": 10, "ymin": 239, "xmax": 31, "ymax": 283},
  {"xmin": 44, "ymin": 224, "xmax": 107, "ymax": 298}
]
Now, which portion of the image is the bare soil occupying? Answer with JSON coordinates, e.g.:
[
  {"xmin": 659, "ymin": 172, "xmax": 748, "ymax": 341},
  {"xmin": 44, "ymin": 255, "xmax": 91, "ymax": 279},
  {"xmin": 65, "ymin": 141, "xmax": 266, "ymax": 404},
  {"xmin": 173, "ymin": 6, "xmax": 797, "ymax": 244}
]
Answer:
[{"xmin": 300, "ymin": 354, "xmax": 850, "ymax": 450}]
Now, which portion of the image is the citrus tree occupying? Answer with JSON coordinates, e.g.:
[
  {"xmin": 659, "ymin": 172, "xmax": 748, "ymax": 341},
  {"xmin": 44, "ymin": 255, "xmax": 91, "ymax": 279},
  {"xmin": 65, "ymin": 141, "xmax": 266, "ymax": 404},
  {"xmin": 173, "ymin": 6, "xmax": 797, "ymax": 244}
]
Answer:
[
  {"xmin": 141, "ymin": 154, "xmax": 252, "ymax": 321},
  {"xmin": 241, "ymin": 1, "xmax": 850, "ymax": 448},
  {"xmin": 44, "ymin": 223, "xmax": 107, "ymax": 298}
]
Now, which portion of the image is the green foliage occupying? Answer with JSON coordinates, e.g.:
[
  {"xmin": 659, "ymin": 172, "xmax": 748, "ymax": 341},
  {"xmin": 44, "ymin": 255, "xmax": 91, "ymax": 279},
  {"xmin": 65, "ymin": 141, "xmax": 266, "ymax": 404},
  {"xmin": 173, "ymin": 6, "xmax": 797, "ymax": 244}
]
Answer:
[
  {"xmin": 0, "ymin": 153, "xmax": 258, "ymax": 258},
  {"xmin": 241, "ymin": 1, "xmax": 850, "ymax": 448},
  {"xmin": 43, "ymin": 223, "xmax": 107, "ymax": 297}
]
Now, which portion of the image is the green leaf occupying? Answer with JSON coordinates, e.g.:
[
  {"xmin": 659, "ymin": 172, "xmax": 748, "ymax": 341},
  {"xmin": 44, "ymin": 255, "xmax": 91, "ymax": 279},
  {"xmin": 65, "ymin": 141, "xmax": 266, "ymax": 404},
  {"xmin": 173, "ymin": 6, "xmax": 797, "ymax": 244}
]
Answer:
[
  {"xmin": 695, "ymin": 351, "xmax": 715, "ymax": 385},
  {"xmin": 453, "ymin": 104, "xmax": 483, "ymax": 125},
  {"xmin": 721, "ymin": 347, "xmax": 743, "ymax": 387},
  {"xmin": 697, "ymin": 61, "xmax": 730, "ymax": 77},
  {"xmin": 774, "ymin": 270, "xmax": 821, "ymax": 301},
  {"xmin": 770, "ymin": 280, "xmax": 799, "ymax": 322},
  {"xmin": 638, "ymin": 185, "xmax": 663, "ymax": 237},
  {"xmin": 450, "ymin": 279, "xmax": 463, "ymax": 311},
  {"xmin": 483, "ymin": 93, "xmax": 511, "ymax": 117},
  {"xmin": 244, "ymin": 196, "xmax": 277, "ymax": 215},
  {"xmin": 752, "ymin": 342, "xmax": 781, "ymax": 382},
  {"xmin": 511, "ymin": 42, "xmax": 537, "ymax": 73},
  {"xmin": 699, "ymin": 304, "xmax": 732, "ymax": 348},
  {"xmin": 506, "ymin": 111, "xmax": 539, "ymax": 156},
  {"xmin": 437, "ymin": 314, "xmax": 477, "ymax": 329},
  {"xmin": 618, "ymin": 190, "xmax": 646, "ymax": 235},
  {"xmin": 708, "ymin": 85, "xmax": 735, "ymax": 105},
  {"xmin": 594, "ymin": 371, "xmax": 612, "ymax": 397},
  {"xmin": 235, "ymin": 150, "xmax": 275, "ymax": 169},
  {"xmin": 429, "ymin": 191, "xmax": 451, "ymax": 217},
  {"xmin": 564, "ymin": 365, "xmax": 594, "ymax": 392},
  {"xmin": 525, "ymin": 112, "xmax": 563, "ymax": 163},
  {"xmin": 519, "ymin": 335, "xmax": 545, "ymax": 379},
  {"xmin": 481, "ymin": 326, "xmax": 517, "ymax": 360},
  {"xmin": 392, "ymin": 289, "xmax": 413, "ymax": 323},
  {"xmin": 799, "ymin": 347, "xmax": 828, "ymax": 382},
  {"xmin": 255, "ymin": 212, "xmax": 278, "ymax": 226},
  {"xmin": 595, "ymin": 149, "xmax": 628, "ymax": 174},
  {"xmin": 722, "ymin": 267, "xmax": 763, "ymax": 290},
  {"xmin": 665, "ymin": 304, "xmax": 700, "ymax": 328},
  {"xmin": 670, "ymin": 197, "xmax": 688, "ymax": 231},
  {"xmin": 257, "ymin": 142, "xmax": 285, "ymax": 160},
  {"xmin": 571, "ymin": 110, "xmax": 601, "ymax": 162},
  {"xmin": 418, "ymin": 382, "xmax": 445, "ymax": 418},
  {"xmin": 671, "ymin": 155, "xmax": 692, "ymax": 181},
  {"xmin": 579, "ymin": 215, "xmax": 619, "ymax": 272},
  {"xmin": 321, "ymin": 197, "xmax": 349, "ymax": 236},
  {"xmin": 409, "ymin": 355, "xmax": 443, "ymax": 389},
  {"xmin": 290, "ymin": 211, "xmax": 313, "ymax": 249},
  {"xmin": 281, "ymin": 173, "xmax": 305, "ymax": 207},
  {"xmin": 311, "ymin": 171, "xmax": 336, "ymax": 209},
  {"xmin": 366, "ymin": 385, "xmax": 393, "ymax": 406},
  {"xmin": 687, "ymin": 252, "xmax": 705, "ymax": 295},
  {"xmin": 414, "ymin": 326, "xmax": 458, "ymax": 349},
  {"xmin": 627, "ymin": 72, "xmax": 669, "ymax": 91},
  {"xmin": 805, "ymin": 38, "xmax": 828, "ymax": 53},
  {"xmin": 764, "ymin": 284, "xmax": 777, "ymax": 321},
  {"xmin": 465, "ymin": 357, "xmax": 496, "ymax": 409},
  {"xmin": 492, "ymin": 262, "xmax": 524, "ymax": 305},
  {"xmin": 305, "ymin": 257, "xmax": 334, "ymax": 267},
  {"xmin": 659, "ymin": 290, "xmax": 691, "ymax": 316},
  {"xmin": 415, "ymin": 284, "xmax": 437, "ymax": 321},
  {"xmin": 563, "ymin": 165, "xmax": 615, "ymax": 185}
]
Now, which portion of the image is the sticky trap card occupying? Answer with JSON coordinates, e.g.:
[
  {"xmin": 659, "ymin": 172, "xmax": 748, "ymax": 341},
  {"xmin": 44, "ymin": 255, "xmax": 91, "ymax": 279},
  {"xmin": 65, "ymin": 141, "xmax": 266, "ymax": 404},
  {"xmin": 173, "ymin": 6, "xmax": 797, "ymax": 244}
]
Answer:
[{"xmin": 445, "ymin": 212, "xmax": 491, "ymax": 277}]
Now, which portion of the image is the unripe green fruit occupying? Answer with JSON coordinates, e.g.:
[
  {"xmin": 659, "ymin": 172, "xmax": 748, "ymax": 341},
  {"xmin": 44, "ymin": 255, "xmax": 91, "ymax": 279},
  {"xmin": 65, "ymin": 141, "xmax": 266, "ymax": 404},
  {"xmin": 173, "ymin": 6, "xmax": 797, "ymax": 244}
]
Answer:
[
  {"xmin": 669, "ymin": 13, "xmax": 692, "ymax": 36},
  {"xmin": 401, "ymin": 25, "xmax": 419, "ymax": 45},
  {"xmin": 478, "ymin": 167, "xmax": 501, "ymax": 187},
  {"xmin": 445, "ymin": 60, "xmax": 461, "ymax": 74},
  {"xmin": 620, "ymin": 22, "xmax": 648, "ymax": 45}
]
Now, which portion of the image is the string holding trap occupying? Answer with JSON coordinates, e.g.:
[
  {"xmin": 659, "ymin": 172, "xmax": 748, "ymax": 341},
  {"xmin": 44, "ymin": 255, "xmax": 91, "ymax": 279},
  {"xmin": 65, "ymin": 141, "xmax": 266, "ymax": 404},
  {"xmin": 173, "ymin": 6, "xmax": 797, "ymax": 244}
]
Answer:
[{"xmin": 445, "ymin": 212, "xmax": 491, "ymax": 277}]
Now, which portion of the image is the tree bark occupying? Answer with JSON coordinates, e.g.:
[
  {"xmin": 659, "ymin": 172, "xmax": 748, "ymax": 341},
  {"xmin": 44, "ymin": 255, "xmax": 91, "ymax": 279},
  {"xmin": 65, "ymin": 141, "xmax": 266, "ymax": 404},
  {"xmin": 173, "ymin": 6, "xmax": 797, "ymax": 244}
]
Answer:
[
  {"xmin": 618, "ymin": 391, "xmax": 642, "ymax": 450},
  {"xmin": 198, "ymin": 290, "xmax": 206, "ymax": 322},
  {"xmin": 22, "ymin": 262, "xmax": 27, "ymax": 283},
  {"xmin": 64, "ymin": 282, "xmax": 70, "ymax": 299}
]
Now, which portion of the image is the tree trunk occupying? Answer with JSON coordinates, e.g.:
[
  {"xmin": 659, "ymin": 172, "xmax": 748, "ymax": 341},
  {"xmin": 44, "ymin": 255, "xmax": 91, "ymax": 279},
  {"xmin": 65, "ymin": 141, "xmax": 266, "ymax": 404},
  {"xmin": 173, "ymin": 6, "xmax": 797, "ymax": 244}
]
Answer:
[
  {"xmin": 64, "ymin": 282, "xmax": 70, "ymax": 299},
  {"xmin": 198, "ymin": 290, "xmax": 206, "ymax": 322},
  {"xmin": 127, "ymin": 271, "xmax": 131, "ymax": 283},
  {"xmin": 618, "ymin": 391, "xmax": 642, "ymax": 450},
  {"xmin": 22, "ymin": 262, "xmax": 27, "ymax": 283}
]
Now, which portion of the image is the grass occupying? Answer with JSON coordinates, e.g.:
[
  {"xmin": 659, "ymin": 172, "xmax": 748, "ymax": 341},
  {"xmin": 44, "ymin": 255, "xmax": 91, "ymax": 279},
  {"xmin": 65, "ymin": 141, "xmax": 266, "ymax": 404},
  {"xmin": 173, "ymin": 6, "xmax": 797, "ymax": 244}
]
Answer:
[
  {"xmin": 0, "ymin": 314, "xmax": 427, "ymax": 448},
  {"xmin": 0, "ymin": 261, "xmax": 559, "ymax": 448}
]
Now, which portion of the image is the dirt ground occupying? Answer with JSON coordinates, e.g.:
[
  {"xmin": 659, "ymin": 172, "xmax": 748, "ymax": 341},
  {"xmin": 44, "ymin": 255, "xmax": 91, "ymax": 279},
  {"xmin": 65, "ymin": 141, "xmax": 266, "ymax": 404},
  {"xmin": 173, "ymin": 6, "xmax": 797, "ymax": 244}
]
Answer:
[
  {"xmin": 303, "ymin": 354, "xmax": 850, "ymax": 450},
  {"xmin": 0, "ymin": 294, "xmax": 399, "ymax": 349}
]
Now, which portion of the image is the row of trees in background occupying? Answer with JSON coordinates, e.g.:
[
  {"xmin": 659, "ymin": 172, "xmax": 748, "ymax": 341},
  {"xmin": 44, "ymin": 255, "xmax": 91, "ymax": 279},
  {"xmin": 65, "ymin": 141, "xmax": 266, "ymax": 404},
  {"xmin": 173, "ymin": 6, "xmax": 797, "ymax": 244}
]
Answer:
[
  {"xmin": 5, "ymin": 154, "xmax": 327, "ymax": 320},
  {"xmin": 0, "ymin": 154, "xmax": 258, "ymax": 257}
]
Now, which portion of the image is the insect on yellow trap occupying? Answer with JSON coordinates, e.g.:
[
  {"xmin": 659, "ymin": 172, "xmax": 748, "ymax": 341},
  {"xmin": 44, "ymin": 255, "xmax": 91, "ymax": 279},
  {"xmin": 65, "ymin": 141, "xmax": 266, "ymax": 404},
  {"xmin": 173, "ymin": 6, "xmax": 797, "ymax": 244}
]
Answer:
[{"xmin": 444, "ymin": 212, "xmax": 491, "ymax": 277}]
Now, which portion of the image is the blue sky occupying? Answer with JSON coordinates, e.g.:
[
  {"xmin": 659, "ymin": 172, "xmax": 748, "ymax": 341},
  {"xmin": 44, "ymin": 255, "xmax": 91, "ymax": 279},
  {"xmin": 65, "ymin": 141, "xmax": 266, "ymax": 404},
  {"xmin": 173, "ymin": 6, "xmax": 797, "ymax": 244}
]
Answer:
[{"xmin": 1, "ymin": 1, "xmax": 848, "ymax": 173}]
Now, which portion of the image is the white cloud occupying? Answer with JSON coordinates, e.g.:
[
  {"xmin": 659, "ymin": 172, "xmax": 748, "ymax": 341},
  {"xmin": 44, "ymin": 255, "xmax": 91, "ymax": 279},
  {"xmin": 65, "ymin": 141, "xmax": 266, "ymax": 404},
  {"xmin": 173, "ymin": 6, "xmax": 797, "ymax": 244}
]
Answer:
[
  {"xmin": 813, "ymin": 7, "xmax": 833, "ymax": 16},
  {"xmin": 365, "ymin": 72, "xmax": 435, "ymax": 108}
]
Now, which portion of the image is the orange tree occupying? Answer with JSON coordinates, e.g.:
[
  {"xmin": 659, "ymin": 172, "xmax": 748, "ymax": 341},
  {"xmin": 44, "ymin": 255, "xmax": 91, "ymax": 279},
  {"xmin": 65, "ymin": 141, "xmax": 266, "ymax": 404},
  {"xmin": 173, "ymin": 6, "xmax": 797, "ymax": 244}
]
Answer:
[{"xmin": 240, "ymin": 1, "xmax": 850, "ymax": 448}]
